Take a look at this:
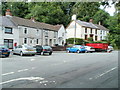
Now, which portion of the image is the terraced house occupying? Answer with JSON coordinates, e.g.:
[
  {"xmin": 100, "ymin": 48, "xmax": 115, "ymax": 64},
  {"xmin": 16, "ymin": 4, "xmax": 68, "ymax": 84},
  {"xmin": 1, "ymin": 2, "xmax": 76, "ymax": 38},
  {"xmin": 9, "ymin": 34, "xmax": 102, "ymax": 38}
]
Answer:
[
  {"xmin": 66, "ymin": 19, "xmax": 109, "ymax": 41},
  {"xmin": 0, "ymin": 9, "xmax": 66, "ymax": 49}
]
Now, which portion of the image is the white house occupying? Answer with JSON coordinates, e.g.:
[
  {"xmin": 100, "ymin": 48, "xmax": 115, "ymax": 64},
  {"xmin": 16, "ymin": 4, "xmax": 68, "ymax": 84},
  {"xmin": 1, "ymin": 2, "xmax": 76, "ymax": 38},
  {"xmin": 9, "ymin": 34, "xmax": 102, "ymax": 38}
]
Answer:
[
  {"xmin": 0, "ymin": 16, "xmax": 19, "ymax": 49},
  {"xmin": 66, "ymin": 19, "xmax": 109, "ymax": 41},
  {"xmin": 0, "ymin": 9, "xmax": 66, "ymax": 49}
]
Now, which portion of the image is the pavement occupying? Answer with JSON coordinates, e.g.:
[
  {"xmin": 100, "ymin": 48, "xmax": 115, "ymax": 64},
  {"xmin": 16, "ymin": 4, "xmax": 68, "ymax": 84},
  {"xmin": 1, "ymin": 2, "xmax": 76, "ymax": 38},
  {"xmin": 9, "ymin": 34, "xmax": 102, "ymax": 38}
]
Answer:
[{"xmin": 0, "ymin": 51, "xmax": 118, "ymax": 88}]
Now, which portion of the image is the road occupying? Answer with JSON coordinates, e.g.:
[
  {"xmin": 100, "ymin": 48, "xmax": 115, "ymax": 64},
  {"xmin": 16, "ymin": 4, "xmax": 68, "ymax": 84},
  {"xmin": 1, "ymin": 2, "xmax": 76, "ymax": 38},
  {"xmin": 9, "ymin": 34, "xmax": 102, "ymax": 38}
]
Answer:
[{"xmin": 0, "ymin": 51, "xmax": 118, "ymax": 88}]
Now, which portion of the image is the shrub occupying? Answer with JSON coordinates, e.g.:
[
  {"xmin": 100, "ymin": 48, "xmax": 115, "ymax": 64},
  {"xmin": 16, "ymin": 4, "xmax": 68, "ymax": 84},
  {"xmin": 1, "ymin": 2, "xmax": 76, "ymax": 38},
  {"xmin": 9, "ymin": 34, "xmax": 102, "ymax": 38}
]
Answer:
[{"xmin": 66, "ymin": 38, "xmax": 84, "ymax": 45}]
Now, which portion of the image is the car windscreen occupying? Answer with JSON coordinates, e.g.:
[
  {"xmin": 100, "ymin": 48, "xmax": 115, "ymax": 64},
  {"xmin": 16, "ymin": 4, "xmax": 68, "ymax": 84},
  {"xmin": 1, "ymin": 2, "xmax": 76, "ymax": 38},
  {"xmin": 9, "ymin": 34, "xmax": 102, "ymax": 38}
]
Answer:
[
  {"xmin": 0, "ymin": 45, "xmax": 7, "ymax": 49},
  {"xmin": 43, "ymin": 46, "xmax": 51, "ymax": 49}
]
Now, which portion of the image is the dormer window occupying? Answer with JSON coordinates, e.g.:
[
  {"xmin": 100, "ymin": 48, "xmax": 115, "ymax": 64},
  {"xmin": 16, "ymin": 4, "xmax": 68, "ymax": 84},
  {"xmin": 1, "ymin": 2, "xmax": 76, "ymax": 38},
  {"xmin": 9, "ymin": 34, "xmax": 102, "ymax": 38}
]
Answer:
[{"xmin": 5, "ymin": 27, "xmax": 13, "ymax": 34}]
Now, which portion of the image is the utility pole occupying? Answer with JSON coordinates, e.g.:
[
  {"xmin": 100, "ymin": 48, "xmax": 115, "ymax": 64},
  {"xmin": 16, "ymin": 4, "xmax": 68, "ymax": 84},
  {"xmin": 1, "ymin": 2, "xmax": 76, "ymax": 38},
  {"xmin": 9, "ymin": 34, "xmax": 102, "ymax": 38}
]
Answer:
[{"xmin": 72, "ymin": 14, "xmax": 77, "ymax": 45}]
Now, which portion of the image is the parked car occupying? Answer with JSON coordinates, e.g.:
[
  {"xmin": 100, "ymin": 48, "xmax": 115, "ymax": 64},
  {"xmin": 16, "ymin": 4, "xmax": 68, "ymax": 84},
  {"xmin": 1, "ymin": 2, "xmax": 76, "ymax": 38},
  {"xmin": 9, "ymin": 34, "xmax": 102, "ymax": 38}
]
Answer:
[
  {"xmin": 33, "ymin": 45, "xmax": 53, "ymax": 55},
  {"xmin": 0, "ymin": 44, "xmax": 10, "ymax": 57},
  {"xmin": 13, "ymin": 44, "xmax": 36, "ymax": 56},
  {"xmin": 107, "ymin": 46, "xmax": 114, "ymax": 52},
  {"xmin": 84, "ymin": 46, "xmax": 95, "ymax": 53},
  {"xmin": 66, "ymin": 45, "xmax": 87, "ymax": 53}
]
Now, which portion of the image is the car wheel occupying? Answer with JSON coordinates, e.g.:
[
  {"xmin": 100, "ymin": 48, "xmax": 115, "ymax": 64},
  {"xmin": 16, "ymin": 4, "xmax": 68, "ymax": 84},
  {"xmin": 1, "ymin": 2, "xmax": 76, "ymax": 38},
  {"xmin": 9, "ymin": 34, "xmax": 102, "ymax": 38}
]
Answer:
[
  {"xmin": 66, "ymin": 50, "xmax": 70, "ymax": 53},
  {"xmin": 49, "ymin": 53, "xmax": 52, "ymax": 55},
  {"xmin": 32, "ymin": 54, "xmax": 35, "ymax": 56},
  {"xmin": 77, "ymin": 50, "xmax": 80, "ymax": 53},
  {"xmin": 20, "ymin": 52, "xmax": 24, "ymax": 56},
  {"xmin": 6, "ymin": 55, "xmax": 10, "ymax": 57}
]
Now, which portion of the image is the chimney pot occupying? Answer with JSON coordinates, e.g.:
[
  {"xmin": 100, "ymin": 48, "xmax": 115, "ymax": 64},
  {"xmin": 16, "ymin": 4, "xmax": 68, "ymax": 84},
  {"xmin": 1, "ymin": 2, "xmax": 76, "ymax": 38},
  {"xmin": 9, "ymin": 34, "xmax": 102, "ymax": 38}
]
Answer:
[
  {"xmin": 89, "ymin": 18, "xmax": 93, "ymax": 23},
  {"xmin": 5, "ymin": 9, "xmax": 12, "ymax": 17}
]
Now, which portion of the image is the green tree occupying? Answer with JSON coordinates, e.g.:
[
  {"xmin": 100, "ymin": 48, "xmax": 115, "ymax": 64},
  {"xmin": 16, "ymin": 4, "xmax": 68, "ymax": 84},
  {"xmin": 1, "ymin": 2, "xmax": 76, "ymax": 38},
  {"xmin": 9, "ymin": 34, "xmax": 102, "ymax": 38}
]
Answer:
[
  {"xmin": 72, "ymin": 2, "xmax": 100, "ymax": 22},
  {"xmin": 93, "ymin": 9, "xmax": 110, "ymax": 27}
]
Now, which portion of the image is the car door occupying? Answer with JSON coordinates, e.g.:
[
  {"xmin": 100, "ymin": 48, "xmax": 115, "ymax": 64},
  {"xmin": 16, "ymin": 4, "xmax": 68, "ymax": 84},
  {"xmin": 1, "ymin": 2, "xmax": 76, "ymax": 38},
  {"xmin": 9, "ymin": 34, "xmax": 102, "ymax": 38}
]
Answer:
[{"xmin": 70, "ymin": 46, "xmax": 78, "ymax": 52}]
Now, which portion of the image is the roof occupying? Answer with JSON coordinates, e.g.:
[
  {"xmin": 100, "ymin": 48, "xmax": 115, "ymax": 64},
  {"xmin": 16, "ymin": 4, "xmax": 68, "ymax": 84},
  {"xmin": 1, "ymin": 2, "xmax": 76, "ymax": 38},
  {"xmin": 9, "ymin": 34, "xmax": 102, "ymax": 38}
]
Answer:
[
  {"xmin": 67, "ymin": 20, "xmax": 109, "ymax": 31},
  {"xmin": 76, "ymin": 20, "xmax": 98, "ymax": 29},
  {"xmin": 1, "ymin": 16, "xmax": 63, "ymax": 31},
  {"xmin": 0, "ymin": 16, "xmax": 17, "ymax": 28},
  {"xmin": 94, "ymin": 24, "xmax": 109, "ymax": 31},
  {"xmin": 10, "ymin": 16, "xmax": 62, "ymax": 31}
]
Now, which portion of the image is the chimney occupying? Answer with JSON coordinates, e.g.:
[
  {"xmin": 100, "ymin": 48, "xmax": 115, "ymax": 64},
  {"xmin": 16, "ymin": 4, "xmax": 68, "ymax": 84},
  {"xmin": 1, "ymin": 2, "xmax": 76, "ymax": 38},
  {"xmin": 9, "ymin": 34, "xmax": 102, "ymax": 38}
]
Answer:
[
  {"xmin": 31, "ymin": 17, "xmax": 35, "ymax": 22},
  {"xmin": 89, "ymin": 18, "xmax": 93, "ymax": 23},
  {"xmin": 98, "ymin": 21, "xmax": 101, "ymax": 25},
  {"xmin": 5, "ymin": 9, "xmax": 12, "ymax": 17}
]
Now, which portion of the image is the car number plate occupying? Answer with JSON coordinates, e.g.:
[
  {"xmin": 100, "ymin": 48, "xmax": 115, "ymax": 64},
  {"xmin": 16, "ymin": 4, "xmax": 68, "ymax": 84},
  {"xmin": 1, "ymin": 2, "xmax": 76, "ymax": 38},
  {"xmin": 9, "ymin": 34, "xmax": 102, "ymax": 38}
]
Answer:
[{"xmin": 3, "ymin": 52, "xmax": 8, "ymax": 54}]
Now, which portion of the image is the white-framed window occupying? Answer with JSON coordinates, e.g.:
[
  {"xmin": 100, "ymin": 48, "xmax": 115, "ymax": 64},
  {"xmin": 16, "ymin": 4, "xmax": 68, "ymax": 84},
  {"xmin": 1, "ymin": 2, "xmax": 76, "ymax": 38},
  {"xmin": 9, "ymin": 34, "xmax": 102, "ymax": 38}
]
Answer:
[
  {"xmin": 100, "ymin": 30, "xmax": 102, "ymax": 34},
  {"xmin": 85, "ymin": 27, "xmax": 87, "ymax": 33},
  {"xmin": 36, "ymin": 39, "xmax": 39, "ymax": 44},
  {"xmin": 45, "ymin": 31, "xmax": 48, "ymax": 37},
  {"xmin": 54, "ymin": 32, "xmax": 57, "ymax": 38},
  {"xmin": 24, "ymin": 28, "xmax": 27, "ymax": 34},
  {"xmin": 5, "ymin": 27, "xmax": 13, "ymax": 34},
  {"xmin": 24, "ymin": 38, "xmax": 27, "ymax": 44}
]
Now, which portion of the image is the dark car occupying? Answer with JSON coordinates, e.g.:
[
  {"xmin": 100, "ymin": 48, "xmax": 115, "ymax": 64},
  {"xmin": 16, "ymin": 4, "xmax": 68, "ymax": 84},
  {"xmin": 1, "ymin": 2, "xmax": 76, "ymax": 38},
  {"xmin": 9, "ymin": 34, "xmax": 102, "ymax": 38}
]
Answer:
[
  {"xmin": 0, "ymin": 45, "xmax": 10, "ymax": 57},
  {"xmin": 34, "ymin": 45, "xmax": 53, "ymax": 55}
]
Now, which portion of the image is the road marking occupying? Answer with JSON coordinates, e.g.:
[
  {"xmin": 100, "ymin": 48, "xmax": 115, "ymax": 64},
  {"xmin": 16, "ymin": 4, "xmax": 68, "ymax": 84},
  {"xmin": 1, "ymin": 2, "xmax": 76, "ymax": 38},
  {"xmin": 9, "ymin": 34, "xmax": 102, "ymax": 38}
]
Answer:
[
  {"xmin": 17, "ymin": 69, "xmax": 29, "ymax": 72},
  {"xmin": 89, "ymin": 67, "xmax": 117, "ymax": 80},
  {"xmin": 31, "ymin": 59, "xmax": 35, "ymax": 61},
  {"xmin": 31, "ymin": 67, "xmax": 36, "ymax": 69},
  {"xmin": 0, "ymin": 77, "xmax": 44, "ymax": 85},
  {"xmin": 2, "ymin": 72, "xmax": 15, "ymax": 76},
  {"xmin": 95, "ymin": 67, "xmax": 117, "ymax": 79}
]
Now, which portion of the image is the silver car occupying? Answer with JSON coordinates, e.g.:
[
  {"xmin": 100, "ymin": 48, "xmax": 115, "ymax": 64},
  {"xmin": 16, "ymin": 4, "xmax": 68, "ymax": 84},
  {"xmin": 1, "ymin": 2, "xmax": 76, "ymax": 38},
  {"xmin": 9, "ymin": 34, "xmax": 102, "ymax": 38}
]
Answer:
[{"xmin": 13, "ymin": 44, "xmax": 36, "ymax": 56}]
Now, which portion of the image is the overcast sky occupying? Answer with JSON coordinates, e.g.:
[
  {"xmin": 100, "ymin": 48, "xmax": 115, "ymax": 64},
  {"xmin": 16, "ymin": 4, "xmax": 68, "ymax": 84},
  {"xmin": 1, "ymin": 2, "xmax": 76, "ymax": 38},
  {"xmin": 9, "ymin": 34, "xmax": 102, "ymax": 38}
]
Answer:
[{"xmin": 100, "ymin": 1, "xmax": 116, "ymax": 16}]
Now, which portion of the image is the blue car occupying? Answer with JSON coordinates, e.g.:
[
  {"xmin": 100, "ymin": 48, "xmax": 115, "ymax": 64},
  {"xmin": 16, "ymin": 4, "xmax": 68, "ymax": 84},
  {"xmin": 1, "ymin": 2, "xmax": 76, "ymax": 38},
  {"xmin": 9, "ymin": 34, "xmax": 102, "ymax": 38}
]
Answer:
[
  {"xmin": 66, "ymin": 45, "xmax": 87, "ymax": 53},
  {"xmin": 0, "ymin": 45, "xmax": 10, "ymax": 57}
]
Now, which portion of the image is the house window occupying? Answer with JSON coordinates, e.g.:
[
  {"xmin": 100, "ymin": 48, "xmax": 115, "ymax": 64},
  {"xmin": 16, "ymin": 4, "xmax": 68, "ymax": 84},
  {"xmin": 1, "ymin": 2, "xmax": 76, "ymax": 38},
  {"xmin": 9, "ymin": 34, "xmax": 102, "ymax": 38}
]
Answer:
[
  {"xmin": 24, "ymin": 38, "xmax": 27, "ymax": 44},
  {"xmin": 5, "ymin": 27, "xmax": 12, "ymax": 34},
  {"xmin": 85, "ymin": 35, "xmax": 87, "ymax": 40},
  {"xmin": 24, "ymin": 28, "xmax": 27, "ymax": 34},
  {"xmin": 100, "ymin": 30, "xmax": 102, "ymax": 34},
  {"xmin": 90, "ymin": 28, "xmax": 92, "ymax": 34},
  {"xmin": 95, "ymin": 29, "xmax": 97, "ymax": 34},
  {"xmin": 36, "ymin": 39, "xmax": 39, "ymax": 44},
  {"xmin": 95, "ymin": 36, "xmax": 97, "ymax": 41},
  {"xmin": 54, "ymin": 32, "xmax": 57, "ymax": 38},
  {"xmin": 30, "ymin": 40, "xmax": 32, "ymax": 43},
  {"xmin": 100, "ymin": 36, "xmax": 102, "ymax": 40},
  {"xmin": 85, "ymin": 28, "xmax": 87, "ymax": 33},
  {"xmin": 54, "ymin": 39, "xmax": 56, "ymax": 44},
  {"xmin": 45, "ymin": 39, "xmax": 48, "ymax": 45},
  {"xmin": 4, "ymin": 39, "xmax": 13, "ymax": 49},
  {"xmin": 45, "ymin": 31, "xmax": 48, "ymax": 37}
]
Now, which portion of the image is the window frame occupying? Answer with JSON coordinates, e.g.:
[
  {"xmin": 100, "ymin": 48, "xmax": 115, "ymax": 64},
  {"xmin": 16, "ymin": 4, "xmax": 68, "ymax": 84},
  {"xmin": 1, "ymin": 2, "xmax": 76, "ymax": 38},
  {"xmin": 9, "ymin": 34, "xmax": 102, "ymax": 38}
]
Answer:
[{"xmin": 5, "ymin": 27, "xmax": 13, "ymax": 34}]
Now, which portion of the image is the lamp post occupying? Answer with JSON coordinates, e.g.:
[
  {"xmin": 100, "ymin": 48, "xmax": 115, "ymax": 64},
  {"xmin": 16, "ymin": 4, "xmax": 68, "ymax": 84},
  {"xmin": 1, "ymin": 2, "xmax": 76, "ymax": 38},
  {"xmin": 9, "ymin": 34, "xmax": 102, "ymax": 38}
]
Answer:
[{"xmin": 72, "ymin": 14, "xmax": 77, "ymax": 45}]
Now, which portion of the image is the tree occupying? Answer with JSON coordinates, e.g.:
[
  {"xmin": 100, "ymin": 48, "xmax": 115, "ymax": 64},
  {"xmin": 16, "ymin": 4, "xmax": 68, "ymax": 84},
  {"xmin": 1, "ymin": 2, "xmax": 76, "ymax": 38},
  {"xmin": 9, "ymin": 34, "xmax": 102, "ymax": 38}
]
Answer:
[
  {"xmin": 93, "ymin": 9, "xmax": 110, "ymax": 27},
  {"xmin": 72, "ymin": 2, "xmax": 100, "ymax": 22}
]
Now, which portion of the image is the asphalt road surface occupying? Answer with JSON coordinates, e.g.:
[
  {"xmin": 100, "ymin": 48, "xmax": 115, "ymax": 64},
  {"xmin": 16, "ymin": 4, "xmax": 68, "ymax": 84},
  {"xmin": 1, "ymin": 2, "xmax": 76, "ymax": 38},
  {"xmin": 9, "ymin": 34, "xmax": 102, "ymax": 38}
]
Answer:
[{"xmin": 1, "ymin": 51, "xmax": 118, "ymax": 88}]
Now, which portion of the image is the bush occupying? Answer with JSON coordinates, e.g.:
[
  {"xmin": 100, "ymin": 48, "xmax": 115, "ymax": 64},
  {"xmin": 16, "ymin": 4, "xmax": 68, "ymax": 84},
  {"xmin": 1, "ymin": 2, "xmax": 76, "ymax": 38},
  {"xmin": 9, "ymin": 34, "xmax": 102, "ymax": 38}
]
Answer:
[{"xmin": 66, "ymin": 38, "xmax": 84, "ymax": 45}]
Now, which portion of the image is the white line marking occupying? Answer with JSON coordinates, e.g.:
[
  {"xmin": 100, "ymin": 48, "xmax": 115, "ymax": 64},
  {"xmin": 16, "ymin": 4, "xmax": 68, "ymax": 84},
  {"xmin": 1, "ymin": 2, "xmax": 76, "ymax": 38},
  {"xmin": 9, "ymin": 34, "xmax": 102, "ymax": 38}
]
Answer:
[
  {"xmin": 2, "ymin": 72, "xmax": 15, "ymax": 76},
  {"xmin": 31, "ymin": 67, "xmax": 36, "ymax": 69},
  {"xmin": 17, "ymin": 69, "xmax": 29, "ymax": 72},
  {"xmin": 0, "ymin": 77, "xmax": 44, "ymax": 85},
  {"xmin": 95, "ymin": 67, "xmax": 117, "ymax": 79},
  {"xmin": 31, "ymin": 59, "xmax": 35, "ymax": 61}
]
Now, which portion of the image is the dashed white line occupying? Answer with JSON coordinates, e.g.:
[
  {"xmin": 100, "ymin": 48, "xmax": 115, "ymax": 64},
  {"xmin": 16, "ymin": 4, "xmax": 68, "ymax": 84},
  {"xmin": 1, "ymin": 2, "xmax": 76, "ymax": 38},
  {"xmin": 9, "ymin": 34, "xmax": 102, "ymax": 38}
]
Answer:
[
  {"xmin": 0, "ymin": 77, "xmax": 44, "ymax": 85},
  {"xmin": 31, "ymin": 59, "xmax": 35, "ymax": 61},
  {"xmin": 95, "ymin": 67, "xmax": 117, "ymax": 79},
  {"xmin": 17, "ymin": 69, "xmax": 29, "ymax": 72},
  {"xmin": 2, "ymin": 72, "xmax": 15, "ymax": 76}
]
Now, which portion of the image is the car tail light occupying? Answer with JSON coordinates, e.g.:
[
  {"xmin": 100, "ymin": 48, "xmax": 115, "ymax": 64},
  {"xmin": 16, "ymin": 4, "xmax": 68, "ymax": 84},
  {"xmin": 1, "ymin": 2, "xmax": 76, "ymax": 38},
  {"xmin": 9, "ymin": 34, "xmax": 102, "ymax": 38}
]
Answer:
[{"xmin": 43, "ymin": 49, "xmax": 47, "ymax": 51}]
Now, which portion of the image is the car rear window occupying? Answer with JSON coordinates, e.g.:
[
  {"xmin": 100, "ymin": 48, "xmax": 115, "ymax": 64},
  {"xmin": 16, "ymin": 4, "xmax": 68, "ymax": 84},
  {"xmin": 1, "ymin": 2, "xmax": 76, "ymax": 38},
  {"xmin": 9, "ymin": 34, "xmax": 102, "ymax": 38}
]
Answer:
[
  {"xmin": 24, "ymin": 45, "xmax": 33, "ymax": 49},
  {"xmin": 43, "ymin": 46, "xmax": 51, "ymax": 49}
]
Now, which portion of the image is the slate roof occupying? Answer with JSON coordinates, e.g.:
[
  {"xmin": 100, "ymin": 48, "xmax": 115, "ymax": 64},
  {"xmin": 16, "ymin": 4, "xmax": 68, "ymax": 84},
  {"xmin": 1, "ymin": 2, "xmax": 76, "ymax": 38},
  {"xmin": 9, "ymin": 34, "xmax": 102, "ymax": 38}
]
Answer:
[
  {"xmin": 76, "ymin": 20, "xmax": 98, "ymax": 29},
  {"xmin": 94, "ymin": 24, "xmax": 109, "ymax": 31},
  {"xmin": 0, "ymin": 16, "xmax": 17, "ymax": 28},
  {"xmin": 1, "ymin": 16, "xmax": 62, "ymax": 31}
]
